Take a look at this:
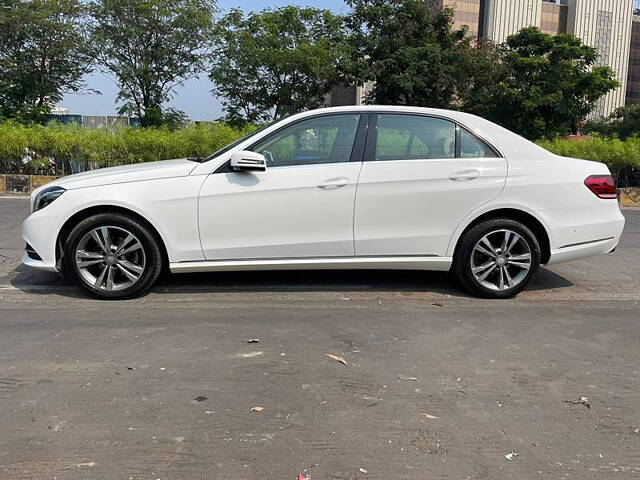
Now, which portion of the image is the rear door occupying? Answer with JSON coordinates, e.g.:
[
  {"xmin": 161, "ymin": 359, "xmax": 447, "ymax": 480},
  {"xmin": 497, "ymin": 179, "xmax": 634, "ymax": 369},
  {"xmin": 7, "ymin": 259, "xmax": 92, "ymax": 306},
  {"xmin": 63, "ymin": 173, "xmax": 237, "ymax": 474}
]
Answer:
[{"xmin": 354, "ymin": 113, "xmax": 507, "ymax": 257}]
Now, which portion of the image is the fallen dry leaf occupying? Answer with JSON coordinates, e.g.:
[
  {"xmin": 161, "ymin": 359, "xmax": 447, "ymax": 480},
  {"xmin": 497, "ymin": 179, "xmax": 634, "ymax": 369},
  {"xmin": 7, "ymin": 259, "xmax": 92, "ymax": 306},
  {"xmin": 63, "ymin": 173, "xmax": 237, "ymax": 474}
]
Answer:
[
  {"xmin": 324, "ymin": 353, "xmax": 348, "ymax": 366},
  {"xmin": 422, "ymin": 414, "xmax": 439, "ymax": 419},
  {"xmin": 250, "ymin": 406, "xmax": 265, "ymax": 412},
  {"xmin": 562, "ymin": 396, "xmax": 591, "ymax": 409}
]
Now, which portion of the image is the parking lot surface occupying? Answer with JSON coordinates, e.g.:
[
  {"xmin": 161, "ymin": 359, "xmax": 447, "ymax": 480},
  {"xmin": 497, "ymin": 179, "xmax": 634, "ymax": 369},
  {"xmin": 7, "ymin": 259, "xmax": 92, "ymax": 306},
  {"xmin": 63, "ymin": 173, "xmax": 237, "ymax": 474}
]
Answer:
[{"xmin": 1, "ymin": 197, "xmax": 639, "ymax": 480}]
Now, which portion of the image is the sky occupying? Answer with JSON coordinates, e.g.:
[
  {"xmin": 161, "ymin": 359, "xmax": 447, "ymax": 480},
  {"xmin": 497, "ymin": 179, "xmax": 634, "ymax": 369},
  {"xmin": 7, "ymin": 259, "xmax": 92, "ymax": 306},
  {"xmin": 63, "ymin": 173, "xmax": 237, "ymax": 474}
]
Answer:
[{"xmin": 62, "ymin": 0, "xmax": 348, "ymax": 121}]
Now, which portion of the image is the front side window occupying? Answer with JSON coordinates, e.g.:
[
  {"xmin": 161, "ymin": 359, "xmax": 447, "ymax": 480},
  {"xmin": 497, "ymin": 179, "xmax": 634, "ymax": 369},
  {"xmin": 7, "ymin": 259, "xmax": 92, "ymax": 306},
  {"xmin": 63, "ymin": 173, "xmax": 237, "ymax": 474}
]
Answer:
[
  {"xmin": 375, "ymin": 114, "xmax": 456, "ymax": 161},
  {"xmin": 251, "ymin": 114, "xmax": 361, "ymax": 167}
]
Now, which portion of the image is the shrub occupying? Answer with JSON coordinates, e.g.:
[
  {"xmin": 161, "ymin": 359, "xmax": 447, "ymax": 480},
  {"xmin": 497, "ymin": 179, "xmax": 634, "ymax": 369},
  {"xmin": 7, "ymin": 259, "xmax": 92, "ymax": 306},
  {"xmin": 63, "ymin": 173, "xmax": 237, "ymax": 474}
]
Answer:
[{"xmin": 0, "ymin": 121, "xmax": 253, "ymax": 174}]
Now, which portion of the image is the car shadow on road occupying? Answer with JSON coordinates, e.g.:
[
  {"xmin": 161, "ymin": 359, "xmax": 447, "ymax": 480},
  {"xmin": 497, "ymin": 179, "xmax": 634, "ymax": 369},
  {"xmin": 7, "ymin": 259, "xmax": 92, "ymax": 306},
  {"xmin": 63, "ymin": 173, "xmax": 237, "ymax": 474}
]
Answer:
[{"xmin": 7, "ymin": 263, "xmax": 574, "ymax": 299}]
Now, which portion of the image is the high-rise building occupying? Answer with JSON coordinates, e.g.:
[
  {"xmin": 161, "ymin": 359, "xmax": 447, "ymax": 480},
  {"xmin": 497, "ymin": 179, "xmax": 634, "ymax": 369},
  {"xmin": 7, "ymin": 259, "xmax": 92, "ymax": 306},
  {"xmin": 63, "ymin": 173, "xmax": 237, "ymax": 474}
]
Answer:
[
  {"xmin": 626, "ymin": 1, "xmax": 640, "ymax": 105},
  {"xmin": 330, "ymin": 0, "xmax": 635, "ymax": 118},
  {"xmin": 447, "ymin": 0, "xmax": 633, "ymax": 117},
  {"xmin": 428, "ymin": 0, "xmax": 484, "ymax": 38}
]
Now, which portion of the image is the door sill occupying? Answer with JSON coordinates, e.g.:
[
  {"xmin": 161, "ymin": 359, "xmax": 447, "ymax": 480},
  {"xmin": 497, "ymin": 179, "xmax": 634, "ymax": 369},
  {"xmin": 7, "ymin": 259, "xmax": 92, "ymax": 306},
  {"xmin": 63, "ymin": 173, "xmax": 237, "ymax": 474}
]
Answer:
[{"xmin": 170, "ymin": 256, "xmax": 452, "ymax": 273}]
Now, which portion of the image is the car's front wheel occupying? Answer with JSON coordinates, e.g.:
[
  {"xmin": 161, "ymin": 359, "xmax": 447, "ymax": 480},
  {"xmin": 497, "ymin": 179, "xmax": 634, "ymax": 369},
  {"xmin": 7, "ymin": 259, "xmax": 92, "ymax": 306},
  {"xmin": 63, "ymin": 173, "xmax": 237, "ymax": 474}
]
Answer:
[
  {"xmin": 63, "ymin": 213, "xmax": 163, "ymax": 299},
  {"xmin": 453, "ymin": 218, "xmax": 541, "ymax": 299}
]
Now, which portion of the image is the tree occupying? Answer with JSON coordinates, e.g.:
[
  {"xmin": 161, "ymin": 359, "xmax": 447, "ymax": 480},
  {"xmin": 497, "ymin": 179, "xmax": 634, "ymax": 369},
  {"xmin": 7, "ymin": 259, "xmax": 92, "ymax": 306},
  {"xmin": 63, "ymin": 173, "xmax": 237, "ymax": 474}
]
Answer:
[
  {"xmin": 209, "ymin": 6, "xmax": 347, "ymax": 125},
  {"xmin": 0, "ymin": 0, "xmax": 92, "ymax": 122},
  {"xmin": 343, "ymin": 0, "xmax": 473, "ymax": 107},
  {"xmin": 584, "ymin": 104, "xmax": 640, "ymax": 140},
  {"xmin": 456, "ymin": 40, "xmax": 509, "ymax": 118},
  {"xmin": 479, "ymin": 27, "xmax": 619, "ymax": 140},
  {"xmin": 89, "ymin": 0, "xmax": 215, "ymax": 127}
]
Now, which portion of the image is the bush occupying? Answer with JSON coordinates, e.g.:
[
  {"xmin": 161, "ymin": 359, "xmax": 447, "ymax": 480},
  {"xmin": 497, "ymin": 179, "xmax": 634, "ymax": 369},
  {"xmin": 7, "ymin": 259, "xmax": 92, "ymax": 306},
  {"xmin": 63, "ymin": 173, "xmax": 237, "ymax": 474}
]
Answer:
[
  {"xmin": 583, "ymin": 104, "xmax": 640, "ymax": 140},
  {"xmin": 538, "ymin": 136, "xmax": 640, "ymax": 186},
  {"xmin": 3, "ymin": 121, "xmax": 640, "ymax": 187},
  {"xmin": 0, "ymin": 121, "xmax": 253, "ymax": 174}
]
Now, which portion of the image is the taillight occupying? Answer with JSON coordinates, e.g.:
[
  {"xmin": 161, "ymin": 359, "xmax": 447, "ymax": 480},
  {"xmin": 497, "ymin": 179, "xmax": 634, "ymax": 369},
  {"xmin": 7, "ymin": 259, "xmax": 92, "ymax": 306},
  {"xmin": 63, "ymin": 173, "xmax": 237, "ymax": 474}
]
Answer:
[{"xmin": 584, "ymin": 175, "xmax": 617, "ymax": 199}]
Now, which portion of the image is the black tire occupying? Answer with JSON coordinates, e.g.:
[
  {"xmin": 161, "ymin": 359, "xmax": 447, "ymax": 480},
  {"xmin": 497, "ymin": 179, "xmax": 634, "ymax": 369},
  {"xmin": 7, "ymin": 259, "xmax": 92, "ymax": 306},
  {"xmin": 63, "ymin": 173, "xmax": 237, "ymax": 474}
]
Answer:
[
  {"xmin": 453, "ymin": 218, "xmax": 541, "ymax": 299},
  {"xmin": 63, "ymin": 213, "xmax": 163, "ymax": 300}
]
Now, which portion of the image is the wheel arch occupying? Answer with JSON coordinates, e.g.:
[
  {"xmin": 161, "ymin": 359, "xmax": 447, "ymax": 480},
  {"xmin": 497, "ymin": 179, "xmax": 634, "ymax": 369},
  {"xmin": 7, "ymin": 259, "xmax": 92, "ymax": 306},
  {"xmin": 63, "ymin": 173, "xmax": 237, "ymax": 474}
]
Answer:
[
  {"xmin": 451, "ymin": 208, "xmax": 551, "ymax": 264},
  {"xmin": 55, "ymin": 205, "xmax": 170, "ymax": 271}
]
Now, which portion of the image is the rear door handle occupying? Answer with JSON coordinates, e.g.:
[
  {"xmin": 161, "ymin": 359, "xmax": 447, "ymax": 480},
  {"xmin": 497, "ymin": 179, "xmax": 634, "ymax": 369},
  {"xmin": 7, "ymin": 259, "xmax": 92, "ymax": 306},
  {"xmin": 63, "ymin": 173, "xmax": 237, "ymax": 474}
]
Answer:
[
  {"xmin": 450, "ymin": 169, "xmax": 480, "ymax": 182},
  {"xmin": 318, "ymin": 178, "xmax": 350, "ymax": 190}
]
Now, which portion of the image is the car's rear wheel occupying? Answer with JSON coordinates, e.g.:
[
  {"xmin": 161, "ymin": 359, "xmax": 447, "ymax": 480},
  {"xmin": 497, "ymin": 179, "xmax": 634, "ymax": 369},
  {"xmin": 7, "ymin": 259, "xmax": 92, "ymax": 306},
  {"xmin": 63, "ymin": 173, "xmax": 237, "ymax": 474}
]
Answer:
[
  {"xmin": 453, "ymin": 218, "xmax": 541, "ymax": 299},
  {"xmin": 63, "ymin": 213, "xmax": 163, "ymax": 299}
]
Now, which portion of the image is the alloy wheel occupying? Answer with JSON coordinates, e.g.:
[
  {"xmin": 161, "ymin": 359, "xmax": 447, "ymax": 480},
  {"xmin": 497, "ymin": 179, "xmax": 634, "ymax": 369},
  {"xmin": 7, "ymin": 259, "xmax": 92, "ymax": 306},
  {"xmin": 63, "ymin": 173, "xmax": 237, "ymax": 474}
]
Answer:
[
  {"xmin": 470, "ymin": 229, "xmax": 532, "ymax": 291},
  {"xmin": 75, "ymin": 226, "xmax": 146, "ymax": 291}
]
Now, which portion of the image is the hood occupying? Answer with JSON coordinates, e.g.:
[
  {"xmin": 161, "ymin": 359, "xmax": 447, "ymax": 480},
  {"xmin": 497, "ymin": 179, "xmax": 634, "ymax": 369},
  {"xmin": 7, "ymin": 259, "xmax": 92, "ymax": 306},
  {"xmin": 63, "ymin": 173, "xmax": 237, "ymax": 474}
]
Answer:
[{"xmin": 45, "ymin": 159, "xmax": 198, "ymax": 191}]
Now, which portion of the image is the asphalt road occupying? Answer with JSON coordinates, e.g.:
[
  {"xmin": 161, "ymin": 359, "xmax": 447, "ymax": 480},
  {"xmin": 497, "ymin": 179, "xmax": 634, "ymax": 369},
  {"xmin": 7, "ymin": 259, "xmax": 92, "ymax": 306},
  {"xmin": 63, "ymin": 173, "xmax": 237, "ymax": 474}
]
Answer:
[{"xmin": 1, "ymin": 196, "xmax": 640, "ymax": 480}]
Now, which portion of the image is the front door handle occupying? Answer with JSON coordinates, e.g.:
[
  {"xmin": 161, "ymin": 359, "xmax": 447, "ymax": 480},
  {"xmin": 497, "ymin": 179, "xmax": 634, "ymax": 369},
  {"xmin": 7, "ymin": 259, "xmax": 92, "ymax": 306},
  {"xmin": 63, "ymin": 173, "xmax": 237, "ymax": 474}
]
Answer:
[
  {"xmin": 318, "ymin": 178, "xmax": 350, "ymax": 190},
  {"xmin": 450, "ymin": 169, "xmax": 480, "ymax": 182}
]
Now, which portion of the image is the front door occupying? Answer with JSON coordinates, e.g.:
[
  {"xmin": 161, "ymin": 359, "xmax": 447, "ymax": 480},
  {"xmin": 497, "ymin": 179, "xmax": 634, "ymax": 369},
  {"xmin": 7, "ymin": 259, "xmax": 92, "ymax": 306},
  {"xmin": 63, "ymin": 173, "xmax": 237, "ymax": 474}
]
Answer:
[{"xmin": 198, "ymin": 113, "xmax": 364, "ymax": 260}]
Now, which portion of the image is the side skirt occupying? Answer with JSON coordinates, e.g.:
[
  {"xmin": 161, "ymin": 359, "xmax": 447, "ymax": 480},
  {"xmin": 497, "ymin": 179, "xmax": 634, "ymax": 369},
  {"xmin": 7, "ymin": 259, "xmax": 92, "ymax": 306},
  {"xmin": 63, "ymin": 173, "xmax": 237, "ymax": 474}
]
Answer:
[{"xmin": 170, "ymin": 256, "xmax": 453, "ymax": 274}]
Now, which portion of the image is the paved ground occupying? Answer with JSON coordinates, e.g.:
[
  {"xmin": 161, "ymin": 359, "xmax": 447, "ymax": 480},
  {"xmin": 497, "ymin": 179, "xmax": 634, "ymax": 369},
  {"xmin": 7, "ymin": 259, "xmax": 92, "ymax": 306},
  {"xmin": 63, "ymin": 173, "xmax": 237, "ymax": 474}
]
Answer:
[{"xmin": 1, "ymin": 197, "xmax": 639, "ymax": 480}]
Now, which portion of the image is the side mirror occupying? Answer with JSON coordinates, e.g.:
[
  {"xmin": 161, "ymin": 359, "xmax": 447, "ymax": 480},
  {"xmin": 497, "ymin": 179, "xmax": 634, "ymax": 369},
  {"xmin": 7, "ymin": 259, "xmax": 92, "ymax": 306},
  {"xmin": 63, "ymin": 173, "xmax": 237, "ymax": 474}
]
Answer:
[{"xmin": 230, "ymin": 150, "xmax": 267, "ymax": 172}]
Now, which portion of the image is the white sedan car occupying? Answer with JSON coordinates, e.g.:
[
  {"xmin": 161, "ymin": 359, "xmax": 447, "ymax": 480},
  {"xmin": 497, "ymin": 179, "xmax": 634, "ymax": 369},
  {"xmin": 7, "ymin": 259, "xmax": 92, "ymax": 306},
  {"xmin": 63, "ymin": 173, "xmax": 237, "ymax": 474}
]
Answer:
[{"xmin": 22, "ymin": 106, "xmax": 625, "ymax": 299}]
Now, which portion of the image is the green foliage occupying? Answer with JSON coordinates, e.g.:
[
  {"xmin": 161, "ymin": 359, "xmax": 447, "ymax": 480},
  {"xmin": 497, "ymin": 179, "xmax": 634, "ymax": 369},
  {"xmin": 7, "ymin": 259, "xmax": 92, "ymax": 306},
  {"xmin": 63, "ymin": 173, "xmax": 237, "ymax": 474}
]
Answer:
[
  {"xmin": 209, "ymin": 6, "xmax": 347, "ymax": 125},
  {"xmin": 584, "ymin": 104, "xmax": 640, "ymax": 140},
  {"xmin": 0, "ymin": 121, "xmax": 252, "ymax": 173},
  {"xmin": 89, "ymin": 0, "xmax": 216, "ymax": 127},
  {"xmin": 342, "ymin": 4, "xmax": 618, "ymax": 141},
  {"xmin": 0, "ymin": 0, "xmax": 92, "ymax": 122},
  {"xmin": 538, "ymin": 137, "xmax": 640, "ymax": 180},
  {"xmin": 343, "ymin": 0, "xmax": 473, "ymax": 107},
  {"xmin": 479, "ymin": 27, "xmax": 619, "ymax": 140}
]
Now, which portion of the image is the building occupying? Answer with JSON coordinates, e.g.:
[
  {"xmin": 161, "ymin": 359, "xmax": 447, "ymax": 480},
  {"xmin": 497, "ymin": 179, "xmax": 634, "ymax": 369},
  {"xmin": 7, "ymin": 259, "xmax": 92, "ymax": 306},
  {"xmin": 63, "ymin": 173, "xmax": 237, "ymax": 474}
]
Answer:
[
  {"xmin": 626, "ymin": 1, "xmax": 640, "ymax": 105},
  {"xmin": 426, "ymin": 0, "xmax": 571, "ymax": 41},
  {"xmin": 331, "ymin": 0, "xmax": 635, "ymax": 118},
  {"xmin": 326, "ymin": 83, "xmax": 371, "ymax": 107},
  {"xmin": 50, "ymin": 106, "xmax": 70, "ymax": 116},
  {"xmin": 45, "ymin": 108, "xmax": 139, "ymax": 129},
  {"xmin": 428, "ymin": 0, "xmax": 485, "ymax": 38}
]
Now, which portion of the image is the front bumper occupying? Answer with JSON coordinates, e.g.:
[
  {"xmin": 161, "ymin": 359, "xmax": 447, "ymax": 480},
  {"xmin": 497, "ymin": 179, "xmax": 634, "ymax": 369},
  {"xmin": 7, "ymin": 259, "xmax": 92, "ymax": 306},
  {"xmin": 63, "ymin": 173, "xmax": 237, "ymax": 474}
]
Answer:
[
  {"xmin": 21, "ymin": 196, "xmax": 70, "ymax": 273},
  {"xmin": 21, "ymin": 252, "xmax": 58, "ymax": 272}
]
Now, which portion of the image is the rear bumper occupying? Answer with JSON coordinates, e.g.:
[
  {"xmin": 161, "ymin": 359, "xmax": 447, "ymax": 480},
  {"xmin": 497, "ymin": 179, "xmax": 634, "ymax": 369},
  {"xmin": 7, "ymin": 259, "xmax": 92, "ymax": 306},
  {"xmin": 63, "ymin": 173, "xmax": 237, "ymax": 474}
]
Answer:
[
  {"xmin": 544, "ymin": 202, "xmax": 625, "ymax": 265},
  {"xmin": 547, "ymin": 236, "xmax": 620, "ymax": 265}
]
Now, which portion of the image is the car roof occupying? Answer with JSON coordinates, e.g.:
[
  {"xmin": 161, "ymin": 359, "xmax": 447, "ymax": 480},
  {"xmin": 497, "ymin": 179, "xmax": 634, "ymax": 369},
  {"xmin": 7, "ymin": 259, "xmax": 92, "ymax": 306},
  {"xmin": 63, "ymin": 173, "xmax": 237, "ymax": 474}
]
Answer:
[{"xmin": 297, "ymin": 104, "xmax": 464, "ymax": 116}]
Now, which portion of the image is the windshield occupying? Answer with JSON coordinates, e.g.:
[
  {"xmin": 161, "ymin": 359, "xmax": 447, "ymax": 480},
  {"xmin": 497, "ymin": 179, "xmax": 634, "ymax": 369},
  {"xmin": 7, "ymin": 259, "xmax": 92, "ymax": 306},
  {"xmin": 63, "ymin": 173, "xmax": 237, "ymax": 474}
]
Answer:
[{"xmin": 205, "ymin": 122, "xmax": 276, "ymax": 161}]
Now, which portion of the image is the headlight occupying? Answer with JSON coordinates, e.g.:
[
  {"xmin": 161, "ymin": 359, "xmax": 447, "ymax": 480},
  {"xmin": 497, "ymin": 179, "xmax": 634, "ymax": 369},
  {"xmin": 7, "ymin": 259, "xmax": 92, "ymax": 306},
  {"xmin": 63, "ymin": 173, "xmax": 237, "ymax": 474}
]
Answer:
[{"xmin": 33, "ymin": 186, "xmax": 66, "ymax": 213}]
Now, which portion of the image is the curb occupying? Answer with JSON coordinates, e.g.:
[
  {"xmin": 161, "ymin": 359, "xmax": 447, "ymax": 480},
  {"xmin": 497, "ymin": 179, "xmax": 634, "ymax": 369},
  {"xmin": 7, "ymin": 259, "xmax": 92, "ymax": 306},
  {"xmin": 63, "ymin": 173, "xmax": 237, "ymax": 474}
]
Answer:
[
  {"xmin": 619, "ymin": 187, "xmax": 640, "ymax": 207},
  {"xmin": 0, "ymin": 174, "xmax": 59, "ymax": 195}
]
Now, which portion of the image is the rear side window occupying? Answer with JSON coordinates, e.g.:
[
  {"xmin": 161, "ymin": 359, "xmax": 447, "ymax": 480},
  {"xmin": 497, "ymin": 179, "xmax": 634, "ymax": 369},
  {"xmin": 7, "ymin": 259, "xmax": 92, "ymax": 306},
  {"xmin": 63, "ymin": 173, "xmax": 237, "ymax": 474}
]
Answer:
[
  {"xmin": 372, "ymin": 113, "xmax": 500, "ymax": 161},
  {"xmin": 375, "ymin": 114, "xmax": 456, "ymax": 161},
  {"xmin": 459, "ymin": 128, "xmax": 498, "ymax": 158}
]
